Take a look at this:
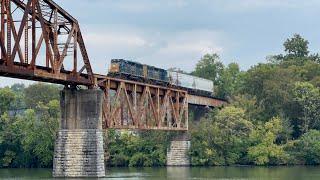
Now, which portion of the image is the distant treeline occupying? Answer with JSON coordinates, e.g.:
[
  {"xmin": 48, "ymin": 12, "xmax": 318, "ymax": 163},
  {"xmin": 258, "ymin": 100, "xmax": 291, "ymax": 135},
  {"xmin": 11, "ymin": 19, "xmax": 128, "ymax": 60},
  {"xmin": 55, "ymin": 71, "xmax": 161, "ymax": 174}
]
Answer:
[{"xmin": 0, "ymin": 34, "xmax": 320, "ymax": 168}]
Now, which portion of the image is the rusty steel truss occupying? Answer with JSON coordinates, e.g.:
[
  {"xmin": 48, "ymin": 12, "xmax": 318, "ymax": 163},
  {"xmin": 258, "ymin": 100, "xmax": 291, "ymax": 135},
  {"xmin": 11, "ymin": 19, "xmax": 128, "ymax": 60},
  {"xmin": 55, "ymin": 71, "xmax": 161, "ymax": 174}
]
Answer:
[
  {"xmin": 0, "ymin": 0, "xmax": 94, "ymax": 86},
  {"xmin": 96, "ymin": 75, "xmax": 189, "ymax": 131},
  {"xmin": 0, "ymin": 0, "xmax": 190, "ymax": 131},
  {"xmin": 0, "ymin": 0, "xmax": 230, "ymax": 131}
]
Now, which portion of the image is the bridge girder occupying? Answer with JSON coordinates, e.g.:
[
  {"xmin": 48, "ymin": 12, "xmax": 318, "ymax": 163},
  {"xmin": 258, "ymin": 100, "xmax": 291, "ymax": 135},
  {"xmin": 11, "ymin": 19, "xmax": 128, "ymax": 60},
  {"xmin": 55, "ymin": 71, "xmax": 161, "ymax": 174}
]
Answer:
[
  {"xmin": 0, "ymin": 0, "xmax": 94, "ymax": 86},
  {"xmin": 0, "ymin": 0, "xmax": 226, "ymax": 131},
  {"xmin": 96, "ymin": 75, "xmax": 189, "ymax": 131}
]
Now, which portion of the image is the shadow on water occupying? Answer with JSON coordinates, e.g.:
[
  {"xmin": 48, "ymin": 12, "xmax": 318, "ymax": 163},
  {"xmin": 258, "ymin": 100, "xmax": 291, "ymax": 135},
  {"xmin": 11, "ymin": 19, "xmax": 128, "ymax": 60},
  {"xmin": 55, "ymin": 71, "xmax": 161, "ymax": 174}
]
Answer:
[{"xmin": 1, "ymin": 166, "xmax": 320, "ymax": 179}]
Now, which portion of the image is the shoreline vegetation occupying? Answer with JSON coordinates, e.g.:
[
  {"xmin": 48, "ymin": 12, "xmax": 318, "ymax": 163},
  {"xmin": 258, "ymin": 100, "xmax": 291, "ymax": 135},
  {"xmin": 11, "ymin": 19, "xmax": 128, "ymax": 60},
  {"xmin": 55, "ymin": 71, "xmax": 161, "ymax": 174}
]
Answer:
[{"xmin": 0, "ymin": 34, "xmax": 320, "ymax": 168}]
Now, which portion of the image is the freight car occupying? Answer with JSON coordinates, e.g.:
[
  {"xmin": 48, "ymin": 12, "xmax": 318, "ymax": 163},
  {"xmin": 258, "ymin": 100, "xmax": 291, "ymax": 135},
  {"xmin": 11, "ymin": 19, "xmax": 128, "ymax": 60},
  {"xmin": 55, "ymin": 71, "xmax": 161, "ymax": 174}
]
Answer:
[
  {"xmin": 108, "ymin": 59, "xmax": 214, "ymax": 97},
  {"xmin": 168, "ymin": 71, "xmax": 214, "ymax": 96}
]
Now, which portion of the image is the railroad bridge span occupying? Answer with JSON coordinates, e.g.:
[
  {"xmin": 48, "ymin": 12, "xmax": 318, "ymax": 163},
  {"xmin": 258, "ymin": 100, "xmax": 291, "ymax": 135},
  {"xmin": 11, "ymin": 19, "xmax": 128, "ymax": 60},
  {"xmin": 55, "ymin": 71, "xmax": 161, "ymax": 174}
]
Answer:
[{"xmin": 0, "ymin": 0, "xmax": 225, "ymax": 177}]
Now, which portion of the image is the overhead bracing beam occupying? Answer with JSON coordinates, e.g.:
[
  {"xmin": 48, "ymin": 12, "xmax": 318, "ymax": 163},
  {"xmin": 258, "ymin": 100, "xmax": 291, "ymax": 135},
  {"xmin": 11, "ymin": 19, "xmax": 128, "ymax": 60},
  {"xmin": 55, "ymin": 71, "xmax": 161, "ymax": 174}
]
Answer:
[
  {"xmin": 0, "ymin": 0, "xmax": 94, "ymax": 86},
  {"xmin": 0, "ymin": 0, "xmax": 225, "ymax": 131}
]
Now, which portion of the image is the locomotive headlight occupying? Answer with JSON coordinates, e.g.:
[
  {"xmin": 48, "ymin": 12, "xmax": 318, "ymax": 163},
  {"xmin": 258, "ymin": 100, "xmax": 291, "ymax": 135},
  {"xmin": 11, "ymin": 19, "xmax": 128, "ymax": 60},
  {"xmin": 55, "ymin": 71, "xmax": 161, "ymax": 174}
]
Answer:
[{"xmin": 110, "ymin": 63, "xmax": 120, "ymax": 73}]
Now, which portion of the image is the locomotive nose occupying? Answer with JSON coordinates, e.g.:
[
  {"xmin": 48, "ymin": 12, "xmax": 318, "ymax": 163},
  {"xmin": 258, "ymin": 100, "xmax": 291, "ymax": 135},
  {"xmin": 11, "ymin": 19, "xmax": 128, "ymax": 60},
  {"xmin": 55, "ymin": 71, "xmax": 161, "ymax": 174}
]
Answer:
[{"xmin": 109, "ymin": 63, "xmax": 120, "ymax": 73}]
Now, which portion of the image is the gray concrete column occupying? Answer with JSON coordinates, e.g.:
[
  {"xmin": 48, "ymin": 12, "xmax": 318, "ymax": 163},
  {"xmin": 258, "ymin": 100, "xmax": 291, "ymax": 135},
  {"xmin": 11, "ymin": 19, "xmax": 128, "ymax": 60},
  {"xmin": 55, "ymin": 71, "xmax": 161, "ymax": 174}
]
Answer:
[
  {"xmin": 53, "ymin": 89, "xmax": 105, "ymax": 177},
  {"xmin": 167, "ymin": 133, "xmax": 191, "ymax": 166}
]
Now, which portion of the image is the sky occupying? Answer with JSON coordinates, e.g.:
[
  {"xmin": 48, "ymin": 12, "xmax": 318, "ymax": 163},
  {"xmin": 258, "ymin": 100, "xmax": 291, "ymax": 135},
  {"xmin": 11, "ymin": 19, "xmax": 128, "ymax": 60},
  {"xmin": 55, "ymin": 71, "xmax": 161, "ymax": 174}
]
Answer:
[{"xmin": 2, "ymin": 0, "xmax": 320, "ymax": 87}]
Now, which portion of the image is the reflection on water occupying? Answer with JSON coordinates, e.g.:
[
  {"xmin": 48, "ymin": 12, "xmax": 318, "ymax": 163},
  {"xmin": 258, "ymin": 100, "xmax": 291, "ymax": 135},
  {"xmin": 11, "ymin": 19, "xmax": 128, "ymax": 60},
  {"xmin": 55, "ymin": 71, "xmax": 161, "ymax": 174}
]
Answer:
[
  {"xmin": 166, "ymin": 166, "xmax": 190, "ymax": 179},
  {"xmin": 0, "ymin": 166, "xmax": 320, "ymax": 179}
]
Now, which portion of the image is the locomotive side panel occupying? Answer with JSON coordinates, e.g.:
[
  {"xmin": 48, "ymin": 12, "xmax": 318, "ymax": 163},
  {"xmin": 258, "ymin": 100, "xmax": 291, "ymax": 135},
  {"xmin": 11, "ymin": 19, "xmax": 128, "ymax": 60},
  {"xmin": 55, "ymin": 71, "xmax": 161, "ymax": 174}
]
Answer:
[
  {"xmin": 121, "ymin": 60, "xmax": 144, "ymax": 78},
  {"xmin": 109, "ymin": 59, "xmax": 169, "ymax": 83},
  {"xmin": 147, "ymin": 66, "xmax": 169, "ymax": 82},
  {"xmin": 110, "ymin": 59, "xmax": 144, "ymax": 78}
]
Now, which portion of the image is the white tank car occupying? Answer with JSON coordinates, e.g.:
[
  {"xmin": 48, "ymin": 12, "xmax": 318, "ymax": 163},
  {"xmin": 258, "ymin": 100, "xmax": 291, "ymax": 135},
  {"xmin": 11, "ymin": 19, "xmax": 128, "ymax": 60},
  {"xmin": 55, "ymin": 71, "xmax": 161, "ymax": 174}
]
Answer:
[{"xmin": 168, "ymin": 71, "xmax": 214, "ymax": 95}]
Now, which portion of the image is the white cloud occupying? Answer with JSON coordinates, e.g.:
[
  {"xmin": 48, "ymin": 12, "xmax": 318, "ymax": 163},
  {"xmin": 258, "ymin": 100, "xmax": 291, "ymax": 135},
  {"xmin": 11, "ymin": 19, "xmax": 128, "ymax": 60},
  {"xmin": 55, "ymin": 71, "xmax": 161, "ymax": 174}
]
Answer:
[
  {"xmin": 158, "ymin": 31, "xmax": 223, "ymax": 54},
  {"xmin": 146, "ymin": 30, "xmax": 225, "ymax": 71},
  {"xmin": 85, "ymin": 32, "xmax": 148, "ymax": 48},
  {"xmin": 80, "ymin": 26, "xmax": 226, "ymax": 74}
]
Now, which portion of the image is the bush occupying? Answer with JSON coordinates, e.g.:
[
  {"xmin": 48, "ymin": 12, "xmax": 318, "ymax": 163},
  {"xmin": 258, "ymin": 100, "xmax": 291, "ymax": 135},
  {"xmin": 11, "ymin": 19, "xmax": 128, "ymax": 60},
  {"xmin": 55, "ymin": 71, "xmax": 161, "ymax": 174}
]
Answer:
[
  {"xmin": 129, "ymin": 153, "xmax": 152, "ymax": 167},
  {"xmin": 107, "ymin": 130, "xmax": 169, "ymax": 167},
  {"xmin": 189, "ymin": 106, "xmax": 253, "ymax": 166},
  {"xmin": 247, "ymin": 117, "xmax": 289, "ymax": 165},
  {"xmin": 291, "ymin": 130, "xmax": 320, "ymax": 165},
  {"xmin": 111, "ymin": 153, "xmax": 129, "ymax": 166}
]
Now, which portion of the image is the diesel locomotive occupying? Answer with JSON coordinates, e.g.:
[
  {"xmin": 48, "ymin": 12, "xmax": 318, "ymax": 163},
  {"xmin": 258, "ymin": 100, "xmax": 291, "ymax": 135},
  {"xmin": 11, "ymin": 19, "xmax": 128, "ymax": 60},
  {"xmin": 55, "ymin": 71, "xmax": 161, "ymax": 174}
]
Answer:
[
  {"xmin": 108, "ymin": 59, "xmax": 214, "ymax": 96},
  {"xmin": 109, "ymin": 59, "xmax": 169, "ymax": 83}
]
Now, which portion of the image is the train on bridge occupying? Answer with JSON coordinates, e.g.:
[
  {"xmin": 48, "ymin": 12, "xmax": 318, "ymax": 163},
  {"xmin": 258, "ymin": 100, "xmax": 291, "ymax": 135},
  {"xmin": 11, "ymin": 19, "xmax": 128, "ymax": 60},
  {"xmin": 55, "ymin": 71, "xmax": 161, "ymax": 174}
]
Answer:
[
  {"xmin": 0, "ymin": 0, "xmax": 227, "ymax": 178},
  {"xmin": 108, "ymin": 59, "xmax": 214, "ymax": 97}
]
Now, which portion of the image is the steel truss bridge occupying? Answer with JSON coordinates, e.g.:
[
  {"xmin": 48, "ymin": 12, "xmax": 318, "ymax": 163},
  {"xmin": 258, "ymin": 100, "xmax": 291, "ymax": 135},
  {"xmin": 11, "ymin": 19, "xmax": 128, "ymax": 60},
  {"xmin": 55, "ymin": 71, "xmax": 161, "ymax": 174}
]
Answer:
[{"xmin": 0, "ymin": 0, "xmax": 225, "ymax": 131}]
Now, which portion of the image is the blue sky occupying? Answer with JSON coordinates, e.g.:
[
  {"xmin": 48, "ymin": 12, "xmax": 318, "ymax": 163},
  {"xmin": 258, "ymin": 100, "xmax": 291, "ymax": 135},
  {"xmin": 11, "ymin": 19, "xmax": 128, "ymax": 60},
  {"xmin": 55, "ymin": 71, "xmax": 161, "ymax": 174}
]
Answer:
[{"xmin": 2, "ymin": 0, "xmax": 320, "ymax": 86}]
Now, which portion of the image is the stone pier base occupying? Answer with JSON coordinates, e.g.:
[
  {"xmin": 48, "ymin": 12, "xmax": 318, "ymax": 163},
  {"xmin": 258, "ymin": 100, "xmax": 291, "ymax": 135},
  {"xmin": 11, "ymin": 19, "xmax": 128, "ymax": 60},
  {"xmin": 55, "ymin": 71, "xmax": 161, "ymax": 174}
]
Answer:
[
  {"xmin": 53, "ymin": 89, "xmax": 105, "ymax": 177},
  {"xmin": 167, "ymin": 133, "xmax": 191, "ymax": 166},
  {"xmin": 53, "ymin": 130, "xmax": 105, "ymax": 177}
]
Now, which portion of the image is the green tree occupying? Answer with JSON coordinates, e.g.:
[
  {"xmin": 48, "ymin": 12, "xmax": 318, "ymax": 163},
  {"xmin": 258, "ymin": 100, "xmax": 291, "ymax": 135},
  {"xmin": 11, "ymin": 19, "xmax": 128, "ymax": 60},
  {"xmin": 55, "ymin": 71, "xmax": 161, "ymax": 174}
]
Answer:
[
  {"xmin": 10, "ymin": 84, "xmax": 26, "ymax": 112},
  {"xmin": 287, "ymin": 130, "xmax": 320, "ymax": 165},
  {"xmin": 10, "ymin": 84, "xmax": 25, "ymax": 93},
  {"xmin": 298, "ymin": 61, "xmax": 320, "ymax": 86},
  {"xmin": 218, "ymin": 63, "xmax": 244, "ymax": 98},
  {"xmin": 192, "ymin": 53, "xmax": 224, "ymax": 84},
  {"xmin": 189, "ymin": 106, "xmax": 253, "ymax": 165},
  {"xmin": 189, "ymin": 119, "xmax": 222, "ymax": 166},
  {"xmin": 284, "ymin": 34, "xmax": 309, "ymax": 58},
  {"xmin": 232, "ymin": 95, "xmax": 264, "ymax": 123},
  {"xmin": 242, "ymin": 64, "xmax": 298, "ymax": 121},
  {"xmin": 107, "ymin": 130, "xmax": 168, "ymax": 167},
  {"xmin": 21, "ymin": 100, "xmax": 60, "ymax": 167},
  {"xmin": 0, "ymin": 113, "xmax": 22, "ymax": 167},
  {"xmin": 292, "ymin": 82, "xmax": 320, "ymax": 133},
  {"xmin": 273, "ymin": 34, "xmax": 320, "ymax": 66},
  {"xmin": 248, "ymin": 117, "xmax": 289, "ymax": 165},
  {"xmin": 24, "ymin": 83, "xmax": 61, "ymax": 109},
  {"xmin": 0, "ymin": 87, "xmax": 16, "ymax": 114}
]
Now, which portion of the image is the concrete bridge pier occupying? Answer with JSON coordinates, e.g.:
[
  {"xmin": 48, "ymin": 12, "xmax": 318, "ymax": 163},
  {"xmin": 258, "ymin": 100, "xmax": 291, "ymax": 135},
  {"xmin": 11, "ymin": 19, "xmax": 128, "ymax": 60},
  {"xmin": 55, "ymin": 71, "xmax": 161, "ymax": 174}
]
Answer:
[
  {"xmin": 53, "ymin": 89, "xmax": 105, "ymax": 177},
  {"xmin": 167, "ymin": 133, "xmax": 191, "ymax": 166}
]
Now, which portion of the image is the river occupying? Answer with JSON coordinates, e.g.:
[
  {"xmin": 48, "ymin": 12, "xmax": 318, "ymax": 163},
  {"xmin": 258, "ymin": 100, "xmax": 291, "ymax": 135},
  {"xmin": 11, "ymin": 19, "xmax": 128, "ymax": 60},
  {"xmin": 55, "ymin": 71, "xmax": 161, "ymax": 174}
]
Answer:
[{"xmin": 0, "ymin": 166, "xmax": 320, "ymax": 179}]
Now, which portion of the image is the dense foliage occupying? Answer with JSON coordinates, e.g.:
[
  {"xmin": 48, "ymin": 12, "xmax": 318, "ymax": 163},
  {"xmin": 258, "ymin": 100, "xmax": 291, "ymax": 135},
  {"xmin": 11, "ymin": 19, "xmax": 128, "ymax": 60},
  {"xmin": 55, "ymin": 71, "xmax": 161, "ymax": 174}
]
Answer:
[
  {"xmin": 0, "ymin": 34, "xmax": 320, "ymax": 167},
  {"xmin": 0, "ymin": 84, "xmax": 60, "ymax": 168},
  {"xmin": 105, "ymin": 130, "xmax": 173, "ymax": 167},
  {"xmin": 189, "ymin": 34, "xmax": 320, "ymax": 166}
]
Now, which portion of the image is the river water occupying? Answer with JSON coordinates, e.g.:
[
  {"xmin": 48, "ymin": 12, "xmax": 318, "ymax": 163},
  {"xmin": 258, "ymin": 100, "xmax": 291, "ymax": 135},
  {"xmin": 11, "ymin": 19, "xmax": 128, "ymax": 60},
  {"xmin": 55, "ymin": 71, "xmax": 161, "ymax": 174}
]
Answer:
[{"xmin": 0, "ymin": 166, "xmax": 320, "ymax": 179}]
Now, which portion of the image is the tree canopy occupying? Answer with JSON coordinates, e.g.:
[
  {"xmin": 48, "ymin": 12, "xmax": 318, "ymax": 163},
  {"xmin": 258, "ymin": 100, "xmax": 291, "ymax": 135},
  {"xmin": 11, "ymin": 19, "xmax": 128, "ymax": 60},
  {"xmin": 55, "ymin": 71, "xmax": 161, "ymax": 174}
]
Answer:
[{"xmin": 189, "ymin": 33, "xmax": 320, "ymax": 166}]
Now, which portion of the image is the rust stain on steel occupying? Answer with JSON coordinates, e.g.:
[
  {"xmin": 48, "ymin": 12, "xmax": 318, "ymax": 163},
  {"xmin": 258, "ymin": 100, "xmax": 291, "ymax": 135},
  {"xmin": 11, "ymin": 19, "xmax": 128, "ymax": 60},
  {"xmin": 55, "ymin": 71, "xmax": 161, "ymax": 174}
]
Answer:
[
  {"xmin": 99, "ymin": 78, "xmax": 189, "ymax": 131},
  {"xmin": 0, "ymin": 0, "xmax": 94, "ymax": 86},
  {"xmin": 0, "ymin": 0, "xmax": 225, "ymax": 131}
]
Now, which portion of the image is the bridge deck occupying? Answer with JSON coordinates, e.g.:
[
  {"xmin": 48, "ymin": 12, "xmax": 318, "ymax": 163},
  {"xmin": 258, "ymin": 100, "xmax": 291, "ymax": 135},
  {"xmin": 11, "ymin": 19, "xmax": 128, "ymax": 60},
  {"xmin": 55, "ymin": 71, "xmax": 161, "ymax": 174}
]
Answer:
[{"xmin": 188, "ymin": 94, "xmax": 225, "ymax": 107}]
